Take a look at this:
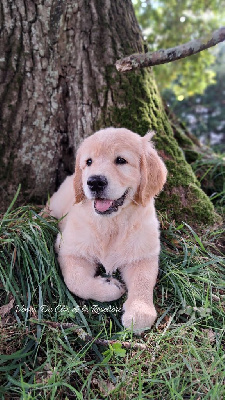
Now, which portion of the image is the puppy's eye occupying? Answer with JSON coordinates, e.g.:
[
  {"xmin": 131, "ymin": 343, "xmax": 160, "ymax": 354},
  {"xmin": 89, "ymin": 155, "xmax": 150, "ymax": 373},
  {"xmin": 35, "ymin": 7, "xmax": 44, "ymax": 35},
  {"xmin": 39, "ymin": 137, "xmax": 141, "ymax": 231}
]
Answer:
[
  {"xmin": 86, "ymin": 158, "xmax": 92, "ymax": 166},
  {"xmin": 115, "ymin": 157, "xmax": 127, "ymax": 165}
]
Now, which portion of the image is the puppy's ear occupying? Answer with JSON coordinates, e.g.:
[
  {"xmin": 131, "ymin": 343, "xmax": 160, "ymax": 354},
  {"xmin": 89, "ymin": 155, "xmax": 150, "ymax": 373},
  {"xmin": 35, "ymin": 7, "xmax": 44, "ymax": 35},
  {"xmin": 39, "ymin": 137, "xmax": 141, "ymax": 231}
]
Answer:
[
  {"xmin": 136, "ymin": 131, "xmax": 167, "ymax": 206},
  {"xmin": 73, "ymin": 148, "xmax": 85, "ymax": 203}
]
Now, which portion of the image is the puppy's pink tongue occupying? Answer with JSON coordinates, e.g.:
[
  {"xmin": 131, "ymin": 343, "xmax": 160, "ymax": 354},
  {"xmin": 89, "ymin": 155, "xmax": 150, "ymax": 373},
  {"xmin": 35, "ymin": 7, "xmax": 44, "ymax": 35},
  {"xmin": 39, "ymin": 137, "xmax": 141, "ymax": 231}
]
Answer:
[{"xmin": 95, "ymin": 199, "xmax": 113, "ymax": 212}]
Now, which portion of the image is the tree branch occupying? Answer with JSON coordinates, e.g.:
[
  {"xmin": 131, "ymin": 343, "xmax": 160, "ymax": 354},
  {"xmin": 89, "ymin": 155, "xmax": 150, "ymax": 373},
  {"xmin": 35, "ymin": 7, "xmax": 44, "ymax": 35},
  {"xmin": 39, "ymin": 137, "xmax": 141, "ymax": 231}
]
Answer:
[{"xmin": 116, "ymin": 27, "xmax": 225, "ymax": 72}]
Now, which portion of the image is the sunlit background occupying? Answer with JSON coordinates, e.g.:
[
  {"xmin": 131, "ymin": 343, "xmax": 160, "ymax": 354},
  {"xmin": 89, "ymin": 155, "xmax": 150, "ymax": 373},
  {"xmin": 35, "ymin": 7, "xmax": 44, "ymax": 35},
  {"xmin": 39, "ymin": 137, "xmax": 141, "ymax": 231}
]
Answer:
[{"xmin": 133, "ymin": 0, "xmax": 225, "ymax": 152}]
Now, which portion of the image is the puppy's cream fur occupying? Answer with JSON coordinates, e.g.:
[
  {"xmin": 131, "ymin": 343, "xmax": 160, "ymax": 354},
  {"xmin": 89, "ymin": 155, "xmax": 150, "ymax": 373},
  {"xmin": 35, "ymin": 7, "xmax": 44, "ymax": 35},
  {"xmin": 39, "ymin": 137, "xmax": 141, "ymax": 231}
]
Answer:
[{"xmin": 47, "ymin": 127, "xmax": 167, "ymax": 332}]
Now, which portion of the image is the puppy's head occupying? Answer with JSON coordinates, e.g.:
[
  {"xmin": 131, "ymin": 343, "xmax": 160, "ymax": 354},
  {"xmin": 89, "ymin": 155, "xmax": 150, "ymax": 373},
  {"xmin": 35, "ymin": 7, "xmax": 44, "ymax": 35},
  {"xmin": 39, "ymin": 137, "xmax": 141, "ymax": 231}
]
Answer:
[{"xmin": 74, "ymin": 128, "xmax": 167, "ymax": 215}]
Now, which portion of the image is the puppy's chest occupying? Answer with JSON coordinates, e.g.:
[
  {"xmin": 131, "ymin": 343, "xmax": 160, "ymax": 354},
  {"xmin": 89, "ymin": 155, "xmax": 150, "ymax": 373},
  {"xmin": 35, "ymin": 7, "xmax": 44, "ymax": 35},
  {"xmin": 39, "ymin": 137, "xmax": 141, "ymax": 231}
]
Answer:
[
  {"xmin": 85, "ymin": 228, "xmax": 139, "ymax": 273},
  {"xmin": 67, "ymin": 216, "xmax": 157, "ymax": 272}
]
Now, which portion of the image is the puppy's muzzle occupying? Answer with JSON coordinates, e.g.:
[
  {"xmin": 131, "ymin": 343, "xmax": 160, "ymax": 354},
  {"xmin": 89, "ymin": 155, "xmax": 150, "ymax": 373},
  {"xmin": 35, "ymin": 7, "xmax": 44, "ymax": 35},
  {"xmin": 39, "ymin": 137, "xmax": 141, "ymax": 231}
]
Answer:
[{"xmin": 87, "ymin": 175, "xmax": 108, "ymax": 195}]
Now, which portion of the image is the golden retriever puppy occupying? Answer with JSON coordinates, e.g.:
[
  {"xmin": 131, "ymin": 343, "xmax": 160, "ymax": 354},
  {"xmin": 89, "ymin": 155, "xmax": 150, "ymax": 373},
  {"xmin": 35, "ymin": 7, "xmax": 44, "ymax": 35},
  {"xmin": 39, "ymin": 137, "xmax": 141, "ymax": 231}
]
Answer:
[{"xmin": 47, "ymin": 127, "xmax": 167, "ymax": 332}]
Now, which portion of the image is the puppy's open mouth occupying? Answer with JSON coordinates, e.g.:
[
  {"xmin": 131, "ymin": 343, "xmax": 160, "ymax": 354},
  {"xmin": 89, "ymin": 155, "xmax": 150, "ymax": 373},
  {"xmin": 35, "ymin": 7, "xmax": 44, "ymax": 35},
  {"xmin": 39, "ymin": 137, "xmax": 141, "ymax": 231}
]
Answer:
[{"xmin": 94, "ymin": 189, "xmax": 128, "ymax": 215}]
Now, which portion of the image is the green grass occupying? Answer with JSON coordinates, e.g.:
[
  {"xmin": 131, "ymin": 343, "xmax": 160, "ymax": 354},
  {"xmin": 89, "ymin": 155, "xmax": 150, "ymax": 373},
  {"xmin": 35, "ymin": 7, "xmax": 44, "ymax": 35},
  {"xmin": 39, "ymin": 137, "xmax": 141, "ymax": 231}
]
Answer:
[
  {"xmin": 0, "ymin": 197, "xmax": 224, "ymax": 399},
  {"xmin": 191, "ymin": 153, "xmax": 225, "ymax": 217}
]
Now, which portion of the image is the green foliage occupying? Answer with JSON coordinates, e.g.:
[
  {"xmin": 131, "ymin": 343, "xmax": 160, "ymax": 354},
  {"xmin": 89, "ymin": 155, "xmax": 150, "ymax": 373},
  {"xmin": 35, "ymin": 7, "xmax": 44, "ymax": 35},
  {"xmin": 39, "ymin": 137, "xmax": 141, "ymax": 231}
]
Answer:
[
  {"xmin": 163, "ymin": 43, "xmax": 225, "ymax": 153},
  {"xmin": 0, "ymin": 194, "xmax": 224, "ymax": 398},
  {"xmin": 133, "ymin": 0, "xmax": 225, "ymax": 97}
]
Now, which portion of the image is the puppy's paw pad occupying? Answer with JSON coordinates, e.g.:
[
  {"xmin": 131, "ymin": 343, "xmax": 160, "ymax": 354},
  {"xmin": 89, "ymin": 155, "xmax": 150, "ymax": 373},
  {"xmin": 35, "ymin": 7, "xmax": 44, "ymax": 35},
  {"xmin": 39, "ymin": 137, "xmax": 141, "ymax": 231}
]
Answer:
[
  {"xmin": 109, "ymin": 277, "xmax": 126, "ymax": 292},
  {"xmin": 122, "ymin": 300, "xmax": 157, "ymax": 332},
  {"xmin": 94, "ymin": 276, "xmax": 125, "ymax": 301},
  {"xmin": 104, "ymin": 278, "xmax": 126, "ymax": 299}
]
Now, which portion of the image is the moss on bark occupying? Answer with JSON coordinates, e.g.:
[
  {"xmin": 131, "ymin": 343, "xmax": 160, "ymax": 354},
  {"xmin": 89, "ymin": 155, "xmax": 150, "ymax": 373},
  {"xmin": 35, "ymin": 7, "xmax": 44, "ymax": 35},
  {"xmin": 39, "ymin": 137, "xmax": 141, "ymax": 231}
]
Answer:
[{"xmin": 97, "ymin": 67, "xmax": 217, "ymax": 225}]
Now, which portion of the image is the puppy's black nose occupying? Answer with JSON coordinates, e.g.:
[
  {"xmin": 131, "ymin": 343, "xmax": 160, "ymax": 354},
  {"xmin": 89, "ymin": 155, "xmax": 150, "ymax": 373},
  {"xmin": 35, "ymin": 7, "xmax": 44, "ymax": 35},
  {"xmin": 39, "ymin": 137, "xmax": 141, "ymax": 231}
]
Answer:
[{"xmin": 87, "ymin": 175, "xmax": 108, "ymax": 193}]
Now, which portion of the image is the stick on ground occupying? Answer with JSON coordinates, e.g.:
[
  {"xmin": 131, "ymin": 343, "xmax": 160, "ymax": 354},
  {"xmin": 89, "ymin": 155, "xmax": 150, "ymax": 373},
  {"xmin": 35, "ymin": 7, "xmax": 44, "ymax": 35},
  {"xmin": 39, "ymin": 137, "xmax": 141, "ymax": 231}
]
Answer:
[{"xmin": 30, "ymin": 319, "xmax": 147, "ymax": 350}]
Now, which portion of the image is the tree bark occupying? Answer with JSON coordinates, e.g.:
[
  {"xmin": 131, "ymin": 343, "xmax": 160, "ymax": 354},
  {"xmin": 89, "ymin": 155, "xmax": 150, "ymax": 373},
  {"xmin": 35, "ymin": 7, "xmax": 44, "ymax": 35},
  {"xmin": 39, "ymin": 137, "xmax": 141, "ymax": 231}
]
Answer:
[
  {"xmin": 0, "ymin": 0, "xmax": 143, "ymax": 206},
  {"xmin": 0, "ymin": 0, "xmax": 216, "ymax": 224}
]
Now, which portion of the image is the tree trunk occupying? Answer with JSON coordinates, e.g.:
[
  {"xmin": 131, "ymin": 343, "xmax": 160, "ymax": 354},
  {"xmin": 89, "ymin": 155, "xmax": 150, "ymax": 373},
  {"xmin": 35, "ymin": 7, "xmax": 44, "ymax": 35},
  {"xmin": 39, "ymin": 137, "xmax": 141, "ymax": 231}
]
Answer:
[{"xmin": 0, "ymin": 0, "xmax": 216, "ymax": 224}]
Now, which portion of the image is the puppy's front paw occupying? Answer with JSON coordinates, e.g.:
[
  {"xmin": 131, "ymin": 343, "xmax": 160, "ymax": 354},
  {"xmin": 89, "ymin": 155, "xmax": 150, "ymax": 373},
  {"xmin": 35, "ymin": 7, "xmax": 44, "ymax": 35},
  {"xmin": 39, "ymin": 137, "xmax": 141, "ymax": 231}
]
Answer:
[{"xmin": 122, "ymin": 299, "xmax": 157, "ymax": 333}]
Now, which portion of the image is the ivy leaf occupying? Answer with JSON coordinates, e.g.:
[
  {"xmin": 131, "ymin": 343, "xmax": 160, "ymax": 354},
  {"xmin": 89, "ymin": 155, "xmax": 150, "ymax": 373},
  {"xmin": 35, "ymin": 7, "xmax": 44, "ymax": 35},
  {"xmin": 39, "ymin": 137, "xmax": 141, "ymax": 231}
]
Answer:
[
  {"xmin": 101, "ymin": 349, "xmax": 112, "ymax": 364},
  {"xmin": 112, "ymin": 343, "xmax": 126, "ymax": 358}
]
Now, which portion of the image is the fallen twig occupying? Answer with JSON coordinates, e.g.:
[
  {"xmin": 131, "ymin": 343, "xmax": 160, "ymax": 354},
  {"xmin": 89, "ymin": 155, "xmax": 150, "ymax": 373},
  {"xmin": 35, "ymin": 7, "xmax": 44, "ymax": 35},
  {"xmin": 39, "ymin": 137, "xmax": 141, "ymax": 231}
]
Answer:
[
  {"xmin": 0, "ymin": 298, "xmax": 15, "ymax": 318},
  {"xmin": 30, "ymin": 319, "xmax": 147, "ymax": 350},
  {"xmin": 116, "ymin": 27, "xmax": 225, "ymax": 72}
]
